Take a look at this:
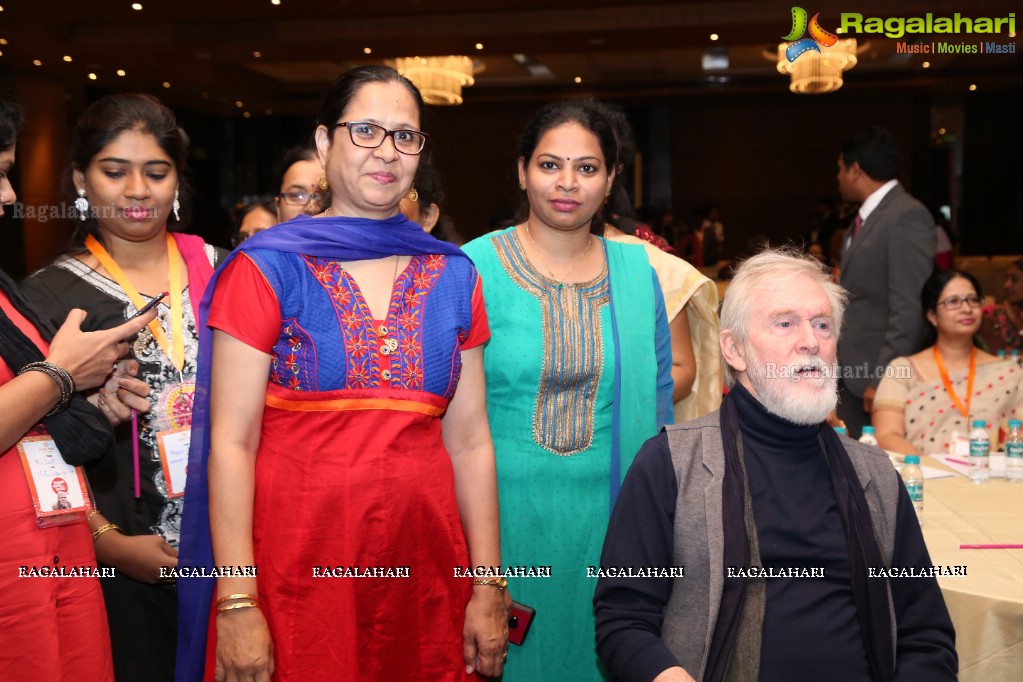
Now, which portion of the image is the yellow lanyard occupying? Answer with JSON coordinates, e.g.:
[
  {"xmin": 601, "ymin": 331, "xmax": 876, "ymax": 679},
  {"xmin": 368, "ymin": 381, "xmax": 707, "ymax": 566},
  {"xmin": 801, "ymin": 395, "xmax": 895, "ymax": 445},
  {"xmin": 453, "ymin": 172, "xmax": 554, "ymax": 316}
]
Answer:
[
  {"xmin": 85, "ymin": 234, "xmax": 184, "ymax": 371},
  {"xmin": 933, "ymin": 345, "xmax": 975, "ymax": 420}
]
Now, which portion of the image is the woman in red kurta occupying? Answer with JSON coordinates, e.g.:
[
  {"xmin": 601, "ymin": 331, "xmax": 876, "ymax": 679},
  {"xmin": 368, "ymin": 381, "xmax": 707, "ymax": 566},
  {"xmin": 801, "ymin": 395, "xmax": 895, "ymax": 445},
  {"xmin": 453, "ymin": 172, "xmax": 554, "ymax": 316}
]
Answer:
[{"xmin": 186, "ymin": 67, "xmax": 508, "ymax": 682}]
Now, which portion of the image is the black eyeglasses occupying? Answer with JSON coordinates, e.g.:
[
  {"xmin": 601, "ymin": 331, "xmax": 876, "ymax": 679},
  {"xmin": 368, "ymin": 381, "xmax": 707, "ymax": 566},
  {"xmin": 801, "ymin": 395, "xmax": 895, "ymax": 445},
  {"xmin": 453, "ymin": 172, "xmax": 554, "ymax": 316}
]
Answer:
[
  {"xmin": 331, "ymin": 121, "xmax": 428, "ymax": 155},
  {"xmin": 937, "ymin": 294, "xmax": 983, "ymax": 310},
  {"xmin": 278, "ymin": 190, "xmax": 329, "ymax": 207}
]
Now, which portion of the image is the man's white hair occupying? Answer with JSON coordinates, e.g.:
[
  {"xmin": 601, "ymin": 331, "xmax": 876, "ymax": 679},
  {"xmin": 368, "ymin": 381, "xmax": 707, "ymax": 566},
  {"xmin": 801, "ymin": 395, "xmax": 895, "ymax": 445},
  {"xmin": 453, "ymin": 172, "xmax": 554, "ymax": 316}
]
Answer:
[{"xmin": 720, "ymin": 246, "xmax": 848, "ymax": 388}]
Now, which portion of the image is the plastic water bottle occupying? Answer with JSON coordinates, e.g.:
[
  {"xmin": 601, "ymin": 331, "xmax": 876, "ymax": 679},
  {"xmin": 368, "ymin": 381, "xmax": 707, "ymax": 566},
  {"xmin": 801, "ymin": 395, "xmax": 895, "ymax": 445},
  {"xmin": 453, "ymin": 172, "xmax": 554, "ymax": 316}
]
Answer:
[
  {"xmin": 1006, "ymin": 419, "xmax": 1023, "ymax": 483},
  {"xmin": 859, "ymin": 425, "xmax": 879, "ymax": 447},
  {"xmin": 901, "ymin": 455, "xmax": 924, "ymax": 521},
  {"xmin": 1012, "ymin": 349, "xmax": 1021, "ymax": 367},
  {"xmin": 997, "ymin": 350, "xmax": 1007, "ymax": 360},
  {"xmin": 968, "ymin": 420, "xmax": 990, "ymax": 484},
  {"xmin": 834, "ymin": 426, "xmax": 847, "ymax": 436}
]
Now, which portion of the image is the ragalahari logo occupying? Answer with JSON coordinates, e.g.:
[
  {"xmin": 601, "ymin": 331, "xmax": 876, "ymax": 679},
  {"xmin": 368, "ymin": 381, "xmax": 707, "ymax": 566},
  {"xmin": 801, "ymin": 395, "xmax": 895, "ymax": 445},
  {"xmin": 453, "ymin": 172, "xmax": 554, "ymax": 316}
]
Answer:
[{"xmin": 783, "ymin": 7, "xmax": 840, "ymax": 62}]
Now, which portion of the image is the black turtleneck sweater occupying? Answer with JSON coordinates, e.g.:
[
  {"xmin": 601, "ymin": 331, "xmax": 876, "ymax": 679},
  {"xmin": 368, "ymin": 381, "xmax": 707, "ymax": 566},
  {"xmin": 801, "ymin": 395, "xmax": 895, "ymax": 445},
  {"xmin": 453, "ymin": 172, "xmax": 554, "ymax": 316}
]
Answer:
[
  {"xmin": 594, "ymin": 384, "xmax": 957, "ymax": 682},
  {"xmin": 732, "ymin": 383, "xmax": 871, "ymax": 680}
]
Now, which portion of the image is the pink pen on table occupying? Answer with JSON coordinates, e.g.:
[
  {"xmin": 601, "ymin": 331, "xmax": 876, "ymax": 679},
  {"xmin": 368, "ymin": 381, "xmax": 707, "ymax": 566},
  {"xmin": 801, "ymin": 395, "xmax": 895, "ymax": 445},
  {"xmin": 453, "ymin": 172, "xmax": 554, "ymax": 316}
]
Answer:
[
  {"xmin": 959, "ymin": 544, "xmax": 1023, "ymax": 549},
  {"xmin": 945, "ymin": 457, "xmax": 970, "ymax": 466}
]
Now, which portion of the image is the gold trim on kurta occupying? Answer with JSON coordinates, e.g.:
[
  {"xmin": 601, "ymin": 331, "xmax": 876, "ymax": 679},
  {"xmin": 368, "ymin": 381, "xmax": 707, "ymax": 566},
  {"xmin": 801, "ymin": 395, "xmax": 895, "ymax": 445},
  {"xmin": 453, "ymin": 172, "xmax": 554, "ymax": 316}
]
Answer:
[{"xmin": 494, "ymin": 229, "xmax": 609, "ymax": 455}]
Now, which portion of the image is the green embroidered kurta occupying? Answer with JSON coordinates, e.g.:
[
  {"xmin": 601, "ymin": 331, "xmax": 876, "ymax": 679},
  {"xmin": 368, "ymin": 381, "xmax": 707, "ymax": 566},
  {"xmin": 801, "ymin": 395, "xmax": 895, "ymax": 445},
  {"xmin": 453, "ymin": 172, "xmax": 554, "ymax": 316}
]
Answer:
[{"xmin": 464, "ymin": 228, "xmax": 670, "ymax": 681}]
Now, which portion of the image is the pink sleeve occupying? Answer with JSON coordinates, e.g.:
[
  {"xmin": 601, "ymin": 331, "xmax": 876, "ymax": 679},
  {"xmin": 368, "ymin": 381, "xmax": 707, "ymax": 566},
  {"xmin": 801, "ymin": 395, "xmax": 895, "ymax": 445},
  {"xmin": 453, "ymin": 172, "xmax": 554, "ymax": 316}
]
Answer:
[
  {"xmin": 461, "ymin": 272, "xmax": 490, "ymax": 350},
  {"xmin": 207, "ymin": 253, "xmax": 281, "ymax": 353}
]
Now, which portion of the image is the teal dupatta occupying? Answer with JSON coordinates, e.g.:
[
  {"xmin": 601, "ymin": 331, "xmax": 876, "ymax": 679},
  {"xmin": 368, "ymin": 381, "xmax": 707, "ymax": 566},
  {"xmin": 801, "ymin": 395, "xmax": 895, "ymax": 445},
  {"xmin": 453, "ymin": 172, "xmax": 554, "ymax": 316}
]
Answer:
[{"xmin": 604, "ymin": 237, "xmax": 674, "ymax": 509}]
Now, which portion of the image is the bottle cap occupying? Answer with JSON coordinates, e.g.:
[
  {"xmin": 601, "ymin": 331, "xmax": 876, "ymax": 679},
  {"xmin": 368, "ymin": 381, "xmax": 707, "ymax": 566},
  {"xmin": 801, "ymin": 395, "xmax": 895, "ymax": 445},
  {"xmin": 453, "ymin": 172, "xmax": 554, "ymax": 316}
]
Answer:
[
  {"xmin": 1011, "ymin": 419, "xmax": 1022, "ymax": 429},
  {"xmin": 972, "ymin": 420, "xmax": 986, "ymax": 428},
  {"xmin": 904, "ymin": 455, "xmax": 920, "ymax": 464},
  {"xmin": 862, "ymin": 426, "xmax": 875, "ymax": 435},
  {"xmin": 834, "ymin": 426, "xmax": 846, "ymax": 435}
]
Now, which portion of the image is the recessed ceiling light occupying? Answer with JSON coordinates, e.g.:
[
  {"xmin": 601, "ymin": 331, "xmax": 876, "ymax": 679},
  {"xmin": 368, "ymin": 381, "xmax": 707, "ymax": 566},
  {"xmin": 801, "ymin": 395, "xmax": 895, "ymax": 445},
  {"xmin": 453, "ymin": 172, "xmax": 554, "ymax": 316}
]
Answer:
[
  {"xmin": 162, "ymin": 81, "xmax": 171, "ymax": 88},
  {"xmin": 363, "ymin": 47, "xmax": 372, "ymax": 55},
  {"xmin": 922, "ymin": 61, "xmax": 930, "ymax": 68},
  {"xmin": 235, "ymin": 101, "xmax": 244, "ymax": 108},
  {"xmin": 938, "ymin": 127, "xmax": 946, "ymax": 135},
  {"xmin": 88, "ymin": 73, "xmax": 97, "ymax": 80},
  {"xmin": 710, "ymin": 33, "xmax": 719, "ymax": 41},
  {"xmin": 574, "ymin": 76, "xmax": 582, "ymax": 83},
  {"xmin": 0, "ymin": 51, "xmax": 4, "ymax": 57},
  {"xmin": 131, "ymin": 3, "xmax": 142, "ymax": 10},
  {"xmin": 968, "ymin": 84, "xmax": 977, "ymax": 91},
  {"xmin": 63, "ymin": 55, "xmax": 73, "ymax": 62},
  {"xmin": 475, "ymin": 43, "xmax": 484, "ymax": 50},
  {"xmin": 32, "ymin": 59, "xmax": 42, "ymax": 66},
  {"xmin": 0, "ymin": 39, "xmax": 7, "ymax": 44},
  {"xmin": 243, "ymin": 112, "xmax": 251, "ymax": 118},
  {"xmin": 265, "ymin": 109, "xmax": 273, "ymax": 115},
  {"xmin": 0, "ymin": 6, "xmax": 5, "ymax": 11},
  {"xmin": 271, "ymin": 0, "xmax": 281, "ymax": 5},
  {"xmin": 253, "ymin": 51, "xmax": 262, "ymax": 58},
  {"xmin": 117, "ymin": 69, "xmax": 126, "ymax": 76}
]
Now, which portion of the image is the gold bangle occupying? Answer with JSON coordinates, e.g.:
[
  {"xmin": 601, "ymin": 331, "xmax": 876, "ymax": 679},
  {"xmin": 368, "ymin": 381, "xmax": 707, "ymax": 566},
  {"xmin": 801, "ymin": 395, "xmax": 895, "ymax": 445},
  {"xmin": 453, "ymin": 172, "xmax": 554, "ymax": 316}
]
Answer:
[
  {"xmin": 86, "ymin": 509, "xmax": 100, "ymax": 521},
  {"xmin": 472, "ymin": 577, "xmax": 508, "ymax": 590},
  {"xmin": 217, "ymin": 601, "xmax": 260, "ymax": 613},
  {"xmin": 91, "ymin": 523, "xmax": 121, "ymax": 541},
  {"xmin": 216, "ymin": 593, "xmax": 259, "ymax": 606}
]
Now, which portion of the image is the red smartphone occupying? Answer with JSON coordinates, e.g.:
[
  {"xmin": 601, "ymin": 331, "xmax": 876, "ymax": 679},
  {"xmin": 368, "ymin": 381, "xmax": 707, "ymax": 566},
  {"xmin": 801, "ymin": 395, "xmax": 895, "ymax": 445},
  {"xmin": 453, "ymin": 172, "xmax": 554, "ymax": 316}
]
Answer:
[{"xmin": 508, "ymin": 601, "xmax": 535, "ymax": 646}]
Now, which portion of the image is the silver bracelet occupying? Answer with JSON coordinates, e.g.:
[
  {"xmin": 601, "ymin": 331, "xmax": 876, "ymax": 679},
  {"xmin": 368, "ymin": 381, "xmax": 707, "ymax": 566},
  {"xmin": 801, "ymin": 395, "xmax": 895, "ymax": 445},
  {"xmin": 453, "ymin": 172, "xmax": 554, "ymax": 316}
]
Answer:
[{"xmin": 19, "ymin": 361, "xmax": 76, "ymax": 416}]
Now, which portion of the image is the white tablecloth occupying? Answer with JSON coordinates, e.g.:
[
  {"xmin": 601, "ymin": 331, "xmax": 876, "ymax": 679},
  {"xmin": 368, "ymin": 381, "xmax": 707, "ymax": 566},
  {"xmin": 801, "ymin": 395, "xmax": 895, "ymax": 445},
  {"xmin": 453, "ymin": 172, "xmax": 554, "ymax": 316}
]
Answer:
[{"xmin": 918, "ymin": 456, "xmax": 1023, "ymax": 680}]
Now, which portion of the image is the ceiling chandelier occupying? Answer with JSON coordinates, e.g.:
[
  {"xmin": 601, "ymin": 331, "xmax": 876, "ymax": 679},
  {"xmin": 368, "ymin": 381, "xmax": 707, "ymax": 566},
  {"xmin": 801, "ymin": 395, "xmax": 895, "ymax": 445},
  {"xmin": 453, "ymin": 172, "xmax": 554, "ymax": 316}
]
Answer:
[
  {"xmin": 775, "ymin": 38, "xmax": 860, "ymax": 94},
  {"xmin": 395, "ymin": 56, "xmax": 476, "ymax": 105}
]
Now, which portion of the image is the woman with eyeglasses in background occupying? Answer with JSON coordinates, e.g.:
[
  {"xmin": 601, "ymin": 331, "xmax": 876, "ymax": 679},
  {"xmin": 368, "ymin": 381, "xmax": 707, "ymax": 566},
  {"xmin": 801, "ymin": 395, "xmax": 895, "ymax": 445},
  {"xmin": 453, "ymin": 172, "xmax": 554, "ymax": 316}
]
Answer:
[
  {"xmin": 177, "ymin": 65, "xmax": 506, "ymax": 682},
  {"xmin": 873, "ymin": 269, "xmax": 1022, "ymax": 455},
  {"xmin": 273, "ymin": 144, "xmax": 328, "ymax": 223}
]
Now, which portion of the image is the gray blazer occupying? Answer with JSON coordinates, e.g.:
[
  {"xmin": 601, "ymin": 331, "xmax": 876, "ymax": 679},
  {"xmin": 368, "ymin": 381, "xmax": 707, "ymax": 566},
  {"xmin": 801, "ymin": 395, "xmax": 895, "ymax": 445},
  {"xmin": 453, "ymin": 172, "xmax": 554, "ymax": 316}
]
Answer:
[
  {"xmin": 839, "ymin": 184, "xmax": 935, "ymax": 397},
  {"xmin": 658, "ymin": 413, "xmax": 900, "ymax": 680}
]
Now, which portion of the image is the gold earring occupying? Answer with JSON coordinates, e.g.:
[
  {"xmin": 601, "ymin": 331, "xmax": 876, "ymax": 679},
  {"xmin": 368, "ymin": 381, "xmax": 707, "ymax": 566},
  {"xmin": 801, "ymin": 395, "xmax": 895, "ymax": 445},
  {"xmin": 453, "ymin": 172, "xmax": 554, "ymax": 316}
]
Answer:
[
  {"xmin": 317, "ymin": 176, "xmax": 330, "ymax": 192},
  {"xmin": 519, "ymin": 182, "xmax": 526, "ymax": 190},
  {"xmin": 407, "ymin": 186, "xmax": 419, "ymax": 202}
]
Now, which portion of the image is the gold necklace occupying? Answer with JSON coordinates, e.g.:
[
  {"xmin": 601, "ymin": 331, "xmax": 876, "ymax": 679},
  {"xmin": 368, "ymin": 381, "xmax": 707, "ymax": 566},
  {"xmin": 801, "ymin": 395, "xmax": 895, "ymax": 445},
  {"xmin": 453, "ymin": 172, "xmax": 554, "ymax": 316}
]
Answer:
[
  {"xmin": 391, "ymin": 253, "xmax": 401, "ymax": 283},
  {"xmin": 523, "ymin": 224, "xmax": 593, "ymax": 290}
]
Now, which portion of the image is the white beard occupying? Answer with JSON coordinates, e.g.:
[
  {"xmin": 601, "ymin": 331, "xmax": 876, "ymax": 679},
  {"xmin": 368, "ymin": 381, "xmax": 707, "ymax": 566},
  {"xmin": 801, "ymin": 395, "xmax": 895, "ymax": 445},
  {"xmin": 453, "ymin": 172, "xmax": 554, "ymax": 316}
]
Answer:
[{"xmin": 743, "ymin": 352, "xmax": 839, "ymax": 426}]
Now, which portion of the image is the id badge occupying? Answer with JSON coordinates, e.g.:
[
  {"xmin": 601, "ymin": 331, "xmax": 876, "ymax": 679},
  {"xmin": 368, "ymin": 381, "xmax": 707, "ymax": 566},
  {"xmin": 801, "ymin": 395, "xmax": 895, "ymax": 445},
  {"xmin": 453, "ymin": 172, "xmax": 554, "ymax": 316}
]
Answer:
[
  {"xmin": 156, "ymin": 426, "xmax": 190, "ymax": 498},
  {"xmin": 17, "ymin": 432, "xmax": 94, "ymax": 527},
  {"xmin": 152, "ymin": 380, "xmax": 195, "ymax": 498}
]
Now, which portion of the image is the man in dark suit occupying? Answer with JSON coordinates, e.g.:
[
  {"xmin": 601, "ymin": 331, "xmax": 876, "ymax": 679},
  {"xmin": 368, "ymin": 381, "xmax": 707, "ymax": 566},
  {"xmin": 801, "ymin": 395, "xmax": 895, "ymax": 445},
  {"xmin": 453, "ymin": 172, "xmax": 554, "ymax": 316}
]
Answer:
[{"xmin": 836, "ymin": 126, "xmax": 935, "ymax": 438}]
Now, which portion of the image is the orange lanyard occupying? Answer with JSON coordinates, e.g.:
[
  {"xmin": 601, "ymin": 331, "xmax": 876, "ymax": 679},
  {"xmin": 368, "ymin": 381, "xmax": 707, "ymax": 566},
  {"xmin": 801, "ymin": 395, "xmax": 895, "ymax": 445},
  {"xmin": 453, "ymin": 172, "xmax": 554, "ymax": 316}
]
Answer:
[
  {"xmin": 85, "ymin": 234, "xmax": 184, "ymax": 371},
  {"xmin": 933, "ymin": 346, "xmax": 975, "ymax": 419}
]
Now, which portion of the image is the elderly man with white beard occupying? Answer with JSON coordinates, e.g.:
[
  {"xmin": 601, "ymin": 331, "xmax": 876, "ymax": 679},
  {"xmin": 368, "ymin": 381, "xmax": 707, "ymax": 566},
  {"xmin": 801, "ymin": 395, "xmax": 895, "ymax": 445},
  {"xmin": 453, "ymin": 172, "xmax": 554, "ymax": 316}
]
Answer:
[{"xmin": 593, "ymin": 248, "xmax": 956, "ymax": 682}]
